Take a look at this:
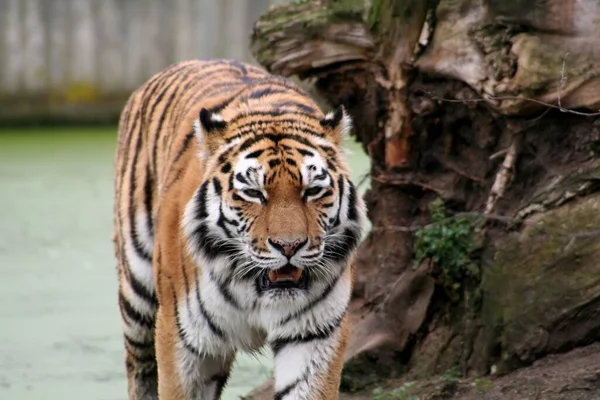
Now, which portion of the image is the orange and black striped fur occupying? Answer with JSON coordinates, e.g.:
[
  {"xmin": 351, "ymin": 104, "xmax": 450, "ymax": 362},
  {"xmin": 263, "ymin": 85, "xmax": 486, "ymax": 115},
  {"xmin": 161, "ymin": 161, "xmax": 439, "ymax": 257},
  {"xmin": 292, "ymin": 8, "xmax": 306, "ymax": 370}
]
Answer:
[{"xmin": 113, "ymin": 59, "xmax": 367, "ymax": 400}]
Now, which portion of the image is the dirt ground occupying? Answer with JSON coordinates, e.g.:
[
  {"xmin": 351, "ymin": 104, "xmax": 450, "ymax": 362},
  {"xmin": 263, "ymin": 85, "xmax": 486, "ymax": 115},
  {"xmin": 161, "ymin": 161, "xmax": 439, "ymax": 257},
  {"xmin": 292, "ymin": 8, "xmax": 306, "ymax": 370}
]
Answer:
[{"xmin": 339, "ymin": 342, "xmax": 600, "ymax": 400}]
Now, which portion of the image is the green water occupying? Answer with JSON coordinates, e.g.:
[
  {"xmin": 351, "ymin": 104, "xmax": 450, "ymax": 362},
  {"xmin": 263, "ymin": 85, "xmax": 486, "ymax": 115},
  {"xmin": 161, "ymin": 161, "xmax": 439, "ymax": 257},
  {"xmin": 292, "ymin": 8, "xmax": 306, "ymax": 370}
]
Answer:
[{"xmin": 0, "ymin": 128, "xmax": 370, "ymax": 399}]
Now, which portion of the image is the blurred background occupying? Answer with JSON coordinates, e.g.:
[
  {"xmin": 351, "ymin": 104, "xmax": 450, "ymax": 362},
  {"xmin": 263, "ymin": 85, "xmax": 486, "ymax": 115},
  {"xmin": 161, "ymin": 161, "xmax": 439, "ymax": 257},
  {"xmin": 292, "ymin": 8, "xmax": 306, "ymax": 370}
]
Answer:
[{"xmin": 0, "ymin": 0, "xmax": 370, "ymax": 399}]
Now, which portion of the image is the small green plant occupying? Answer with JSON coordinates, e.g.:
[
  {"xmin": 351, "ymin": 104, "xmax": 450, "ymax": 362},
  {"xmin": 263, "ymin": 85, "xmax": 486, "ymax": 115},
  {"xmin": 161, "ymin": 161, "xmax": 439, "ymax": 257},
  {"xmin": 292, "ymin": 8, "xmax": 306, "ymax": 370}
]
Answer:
[
  {"xmin": 413, "ymin": 198, "xmax": 480, "ymax": 300},
  {"xmin": 372, "ymin": 382, "xmax": 419, "ymax": 400},
  {"xmin": 473, "ymin": 378, "xmax": 493, "ymax": 395},
  {"xmin": 440, "ymin": 366, "xmax": 461, "ymax": 385}
]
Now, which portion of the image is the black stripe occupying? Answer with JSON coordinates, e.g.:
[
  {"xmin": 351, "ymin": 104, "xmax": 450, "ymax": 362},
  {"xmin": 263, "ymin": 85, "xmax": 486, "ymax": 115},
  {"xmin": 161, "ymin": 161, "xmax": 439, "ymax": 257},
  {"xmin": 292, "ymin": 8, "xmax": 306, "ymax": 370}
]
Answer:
[
  {"xmin": 143, "ymin": 166, "xmax": 154, "ymax": 244},
  {"xmin": 228, "ymin": 59, "xmax": 248, "ymax": 75},
  {"xmin": 228, "ymin": 121, "xmax": 324, "ymax": 141},
  {"xmin": 147, "ymin": 64, "xmax": 197, "ymax": 172},
  {"xmin": 153, "ymin": 85, "xmax": 181, "ymax": 151},
  {"xmin": 347, "ymin": 181, "xmax": 358, "ymax": 221},
  {"xmin": 245, "ymin": 149, "xmax": 265, "ymax": 159},
  {"xmin": 272, "ymin": 100, "xmax": 318, "ymax": 114},
  {"xmin": 194, "ymin": 275, "xmax": 225, "ymax": 338},
  {"xmin": 243, "ymin": 76, "xmax": 310, "ymax": 98},
  {"xmin": 227, "ymin": 110, "xmax": 319, "ymax": 127},
  {"xmin": 141, "ymin": 62, "xmax": 190, "ymax": 118},
  {"xmin": 206, "ymin": 95, "xmax": 238, "ymax": 115},
  {"xmin": 279, "ymin": 274, "xmax": 342, "ymax": 325},
  {"xmin": 163, "ymin": 167, "xmax": 183, "ymax": 194},
  {"xmin": 124, "ymin": 335, "xmax": 156, "ymax": 364},
  {"xmin": 237, "ymin": 132, "xmax": 317, "ymax": 154},
  {"xmin": 297, "ymin": 148, "xmax": 314, "ymax": 157},
  {"xmin": 191, "ymin": 223, "xmax": 238, "ymax": 260},
  {"xmin": 179, "ymin": 254, "xmax": 224, "ymax": 339},
  {"xmin": 248, "ymin": 87, "xmax": 287, "ymax": 99},
  {"xmin": 124, "ymin": 334, "xmax": 154, "ymax": 352},
  {"xmin": 128, "ymin": 351, "xmax": 156, "ymax": 364},
  {"xmin": 168, "ymin": 271, "xmax": 206, "ymax": 357},
  {"xmin": 210, "ymin": 371, "xmax": 230, "ymax": 399},
  {"xmin": 125, "ymin": 266, "xmax": 158, "ymax": 308},
  {"xmin": 274, "ymin": 379, "xmax": 301, "ymax": 400},
  {"xmin": 127, "ymin": 113, "xmax": 153, "ymax": 262},
  {"xmin": 216, "ymin": 202, "xmax": 235, "ymax": 239},
  {"xmin": 326, "ymin": 159, "xmax": 338, "ymax": 172},
  {"xmin": 202, "ymin": 81, "xmax": 247, "ymax": 98},
  {"xmin": 138, "ymin": 363, "xmax": 158, "ymax": 380},
  {"xmin": 221, "ymin": 162, "xmax": 232, "ymax": 173},
  {"xmin": 209, "ymin": 270, "xmax": 242, "ymax": 310},
  {"xmin": 314, "ymin": 169, "xmax": 327, "ymax": 181},
  {"xmin": 323, "ymin": 227, "xmax": 360, "ymax": 263},
  {"xmin": 217, "ymin": 144, "xmax": 239, "ymax": 165},
  {"xmin": 271, "ymin": 312, "xmax": 344, "ymax": 356},
  {"xmin": 320, "ymin": 189, "xmax": 334, "ymax": 199},
  {"xmin": 145, "ymin": 71, "xmax": 181, "ymax": 131},
  {"xmin": 212, "ymin": 177, "xmax": 223, "ymax": 196},
  {"xmin": 119, "ymin": 292, "xmax": 154, "ymax": 328},
  {"xmin": 173, "ymin": 131, "xmax": 195, "ymax": 164},
  {"xmin": 173, "ymin": 293, "xmax": 204, "ymax": 357},
  {"xmin": 333, "ymin": 176, "xmax": 345, "ymax": 228},
  {"xmin": 179, "ymin": 65, "xmax": 247, "ymax": 118},
  {"xmin": 195, "ymin": 183, "xmax": 209, "ymax": 219},
  {"xmin": 235, "ymin": 172, "xmax": 249, "ymax": 185}
]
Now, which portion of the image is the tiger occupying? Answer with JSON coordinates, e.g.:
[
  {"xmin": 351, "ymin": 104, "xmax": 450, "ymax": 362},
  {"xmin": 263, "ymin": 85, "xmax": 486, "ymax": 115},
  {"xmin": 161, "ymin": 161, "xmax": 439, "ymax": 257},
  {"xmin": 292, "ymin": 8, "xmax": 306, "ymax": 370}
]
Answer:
[{"xmin": 113, "ymin": 59, "xmax": 367, "ymax": 400}]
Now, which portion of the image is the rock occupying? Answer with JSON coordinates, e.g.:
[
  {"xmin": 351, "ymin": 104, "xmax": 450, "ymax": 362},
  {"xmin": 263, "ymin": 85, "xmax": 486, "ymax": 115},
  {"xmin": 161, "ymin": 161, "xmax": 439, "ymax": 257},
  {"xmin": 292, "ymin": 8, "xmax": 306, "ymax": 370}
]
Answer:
[{"xmin": 484, "ymin": 192, "xmax": 600, "ymax": 372}]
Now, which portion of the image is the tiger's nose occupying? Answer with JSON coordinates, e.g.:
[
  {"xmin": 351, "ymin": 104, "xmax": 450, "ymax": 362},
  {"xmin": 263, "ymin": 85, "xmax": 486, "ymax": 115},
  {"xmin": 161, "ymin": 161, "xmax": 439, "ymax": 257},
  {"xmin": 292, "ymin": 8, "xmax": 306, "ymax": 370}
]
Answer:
[{"xmin": 268, "ymin": 237, "xmax": 308, "ymax": 258}]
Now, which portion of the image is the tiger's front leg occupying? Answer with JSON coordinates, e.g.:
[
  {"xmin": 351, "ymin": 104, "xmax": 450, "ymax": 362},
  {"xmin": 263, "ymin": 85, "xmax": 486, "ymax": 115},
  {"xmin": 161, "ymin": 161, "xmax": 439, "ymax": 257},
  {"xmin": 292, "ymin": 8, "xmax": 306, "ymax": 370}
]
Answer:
[
  {"xmin": 155, "ymin": 301, "xmax": 235, "ymax": 400},
  {"xmin": 270, "ymin": 315, "xmax": 349, "ymax": 400}
]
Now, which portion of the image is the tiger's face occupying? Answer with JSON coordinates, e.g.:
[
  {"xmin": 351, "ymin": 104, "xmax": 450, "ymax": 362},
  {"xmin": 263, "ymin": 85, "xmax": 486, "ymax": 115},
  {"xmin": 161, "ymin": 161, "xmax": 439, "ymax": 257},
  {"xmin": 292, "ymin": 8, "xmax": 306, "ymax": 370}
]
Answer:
[{"xmin": 184, "ymin": 107, "xmax": 366, "ymax": 301}]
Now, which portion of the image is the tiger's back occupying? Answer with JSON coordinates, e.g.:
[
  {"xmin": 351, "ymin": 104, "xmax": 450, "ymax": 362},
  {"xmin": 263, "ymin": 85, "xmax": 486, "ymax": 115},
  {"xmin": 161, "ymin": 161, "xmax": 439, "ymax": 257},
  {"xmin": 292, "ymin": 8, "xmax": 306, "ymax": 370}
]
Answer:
[{"xmin": 113, "ymin": 59, "xmax": 366, "ymax": 400}]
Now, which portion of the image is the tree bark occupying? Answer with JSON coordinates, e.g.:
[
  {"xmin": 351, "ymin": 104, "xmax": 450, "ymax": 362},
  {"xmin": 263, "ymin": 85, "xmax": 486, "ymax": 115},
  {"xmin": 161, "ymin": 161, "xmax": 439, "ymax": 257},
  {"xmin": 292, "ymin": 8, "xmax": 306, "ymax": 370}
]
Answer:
[{"xmin": 249, "ymin": 0, "xmax": 600, "ymax": 397}]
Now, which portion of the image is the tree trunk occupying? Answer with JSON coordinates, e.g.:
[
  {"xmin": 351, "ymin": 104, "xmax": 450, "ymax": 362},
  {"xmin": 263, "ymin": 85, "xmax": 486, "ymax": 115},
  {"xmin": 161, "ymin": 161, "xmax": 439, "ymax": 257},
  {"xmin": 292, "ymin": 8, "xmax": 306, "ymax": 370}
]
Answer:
[{"xmin": 248, "ymin": 0, "xmax": 600, "ymax": 398}]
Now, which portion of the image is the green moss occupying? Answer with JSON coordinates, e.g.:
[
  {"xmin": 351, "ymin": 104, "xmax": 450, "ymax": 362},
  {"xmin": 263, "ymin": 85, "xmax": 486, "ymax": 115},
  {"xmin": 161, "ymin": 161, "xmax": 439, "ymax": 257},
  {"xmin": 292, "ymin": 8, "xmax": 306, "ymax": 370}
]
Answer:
[
  {"xmin": 251, "ymin": 0, "xmax": 368, "ymax": 67},
  {"xmin": 469, "ymin": 22, "xmax": 520, "ymax": 81},
  {"xmin": 483, "ymin": 194, "xmax": 600, "ymax": 370}
]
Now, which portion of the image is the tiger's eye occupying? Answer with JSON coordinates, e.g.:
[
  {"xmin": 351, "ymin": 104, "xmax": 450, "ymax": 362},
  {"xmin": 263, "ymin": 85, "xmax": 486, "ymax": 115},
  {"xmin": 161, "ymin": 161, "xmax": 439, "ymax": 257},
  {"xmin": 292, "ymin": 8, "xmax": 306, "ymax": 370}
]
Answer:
[{"xmin": 243, "ymin": 189, "xmax": 263, "ymax": 198}]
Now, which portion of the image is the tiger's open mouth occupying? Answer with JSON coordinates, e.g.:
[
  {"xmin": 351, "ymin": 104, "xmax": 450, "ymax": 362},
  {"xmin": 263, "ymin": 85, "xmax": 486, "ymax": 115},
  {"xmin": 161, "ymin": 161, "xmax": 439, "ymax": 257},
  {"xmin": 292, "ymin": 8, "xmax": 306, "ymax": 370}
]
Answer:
[{"xmin": 259, "ymin": 264, "xmax": 308, "ymax": 291}]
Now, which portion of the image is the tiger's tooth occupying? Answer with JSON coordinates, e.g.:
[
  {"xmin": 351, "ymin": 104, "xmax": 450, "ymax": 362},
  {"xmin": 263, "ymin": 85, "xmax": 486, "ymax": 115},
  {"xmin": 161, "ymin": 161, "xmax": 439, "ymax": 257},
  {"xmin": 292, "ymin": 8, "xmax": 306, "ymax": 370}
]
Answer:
[{"xmin": 268, "ymin": 271, "xmax": 278, "ymax": 282}]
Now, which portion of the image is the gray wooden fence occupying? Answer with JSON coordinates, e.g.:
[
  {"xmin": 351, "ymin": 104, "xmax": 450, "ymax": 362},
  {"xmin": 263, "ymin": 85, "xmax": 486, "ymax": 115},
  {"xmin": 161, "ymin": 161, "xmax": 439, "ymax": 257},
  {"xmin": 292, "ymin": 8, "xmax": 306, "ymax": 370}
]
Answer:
[{"xmin": 0, "ymin": 0, "xmax": 287, "ymax": 123}]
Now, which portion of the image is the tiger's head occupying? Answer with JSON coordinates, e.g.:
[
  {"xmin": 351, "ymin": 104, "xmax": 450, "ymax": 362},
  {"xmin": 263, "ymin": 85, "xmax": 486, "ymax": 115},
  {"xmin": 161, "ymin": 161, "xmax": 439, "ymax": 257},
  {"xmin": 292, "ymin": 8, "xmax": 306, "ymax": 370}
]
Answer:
[{"xmin": 183, "ymin": 102, "xmax": 366, "ymax": 304}]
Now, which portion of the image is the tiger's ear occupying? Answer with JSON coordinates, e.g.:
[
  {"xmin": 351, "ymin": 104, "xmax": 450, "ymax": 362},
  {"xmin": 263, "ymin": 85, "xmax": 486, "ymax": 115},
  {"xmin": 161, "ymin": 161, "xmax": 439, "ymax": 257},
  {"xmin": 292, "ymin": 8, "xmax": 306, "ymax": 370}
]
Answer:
[
  {"xmin": 320, "ymin": 105, "xmax": 352, "ymax": 146},
  {"xmin": 193, "ymin": 108, "xmax": 227, "ymax": 158}
]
